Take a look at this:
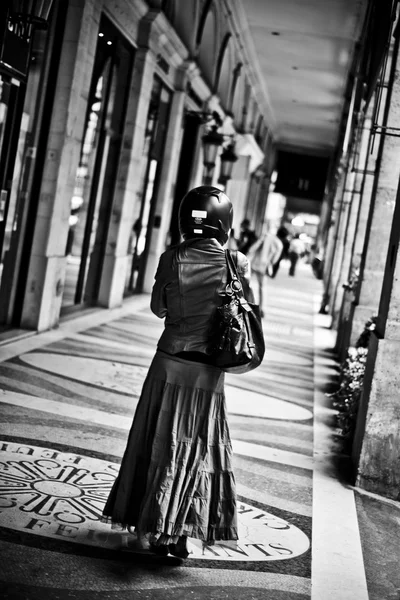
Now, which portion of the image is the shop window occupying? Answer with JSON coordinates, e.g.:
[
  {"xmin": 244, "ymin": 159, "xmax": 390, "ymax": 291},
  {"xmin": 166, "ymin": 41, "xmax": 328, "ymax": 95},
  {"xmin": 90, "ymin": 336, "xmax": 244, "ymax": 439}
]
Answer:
[
  {"xmin": 62, "ymin": 15, "xmax": 135, "ymax": 309},
  {"xmin": 126, "ymin": 76, "xmax": 172, "ymax": 293},
  {"xmin": 0, "ymin": 1, "xmax": 67, "ymax": 328}
]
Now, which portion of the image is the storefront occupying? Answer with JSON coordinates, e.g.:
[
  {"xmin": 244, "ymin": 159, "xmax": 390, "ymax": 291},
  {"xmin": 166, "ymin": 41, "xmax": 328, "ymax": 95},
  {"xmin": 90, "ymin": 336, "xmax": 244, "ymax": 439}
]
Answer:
[
  {"xmin": 0, "ymin": 0, "xmax": 269, "ymax": 333},
  {"xmin": 0, "ymin": 0, "xmax": 67, "ymax": 329},
  {"xmin": 62, "ymin": 15, "xmax": 135, "ymax": 310},
  {"xmin": 125, "ymin": 75, "xmax": 172, "ymax": 294}
]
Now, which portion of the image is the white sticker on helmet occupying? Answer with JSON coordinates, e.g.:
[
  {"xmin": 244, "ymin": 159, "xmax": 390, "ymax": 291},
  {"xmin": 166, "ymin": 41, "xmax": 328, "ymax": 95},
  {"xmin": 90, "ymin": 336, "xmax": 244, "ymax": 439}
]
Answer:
[
  {"xmin": 193, "ymin": 229, "xmax": 203, "ymax": 234},
  {"xmin": 192, "ymin": 210, "xmax": 207, "ymax": 218}
]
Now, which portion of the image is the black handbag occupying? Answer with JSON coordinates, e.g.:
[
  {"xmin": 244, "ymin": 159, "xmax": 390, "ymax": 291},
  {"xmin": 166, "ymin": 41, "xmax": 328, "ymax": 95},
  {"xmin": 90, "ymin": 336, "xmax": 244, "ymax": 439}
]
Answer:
[{"xmin": 212, "ymin": 250, "xmax": 265, "ymax": 374}]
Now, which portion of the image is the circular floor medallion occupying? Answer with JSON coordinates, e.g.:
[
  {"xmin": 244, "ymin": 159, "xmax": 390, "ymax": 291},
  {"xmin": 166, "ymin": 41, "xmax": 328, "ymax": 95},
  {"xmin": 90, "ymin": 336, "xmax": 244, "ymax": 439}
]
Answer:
[{"xmin": 0, "ymin": 441, "xmax": 309, "ymax": 562}]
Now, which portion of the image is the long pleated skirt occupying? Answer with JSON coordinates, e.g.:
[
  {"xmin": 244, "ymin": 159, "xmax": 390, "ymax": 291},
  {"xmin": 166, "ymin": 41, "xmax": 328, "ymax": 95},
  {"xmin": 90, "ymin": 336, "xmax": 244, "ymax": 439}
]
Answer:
[{"xmin": 102, "ymin": 350, "xmax": 238, "ymax": 543}]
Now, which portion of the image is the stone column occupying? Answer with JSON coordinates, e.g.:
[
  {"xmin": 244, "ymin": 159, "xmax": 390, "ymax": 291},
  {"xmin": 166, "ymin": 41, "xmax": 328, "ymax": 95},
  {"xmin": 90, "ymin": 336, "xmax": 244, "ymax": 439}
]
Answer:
[
  {"xmin": 328, "ymin": 151, "xmax": 356, "ymax": 327},
  {"xmin": 321, "ymin": 160, "xmax": 348, "ymax": 314},
  {"xmin": 20, "ymin": 0, "xmax": 100, "ymax": 330},
  {"xmin": 227, "ymin": 155, "xmax": 252, "ymax": 223},
  {"xmin": 335, "ymin": 108, "xmax": 374, "ymax": 358},
  {"xmin": 255, "ymin": 176, "xmax": 271, "ymax": 230},
  {"xmin": 142, "ymin": 89, "xmax": 186, "ymax": 293},
  {"xmin": 226, "ymin": 133, "xmax": 265, "ymax": 228},
  {"xmin": 348, "ymin": 98, "xmax": 379, "ymax": 345},
  {"xmin": 97, "ymin": 47, "xmax": 156, "ymax": 306},
  {"xmin": 353, "ymin": 183, "xmax": 400, "ymax": 499},
  {"xmin": 352, "ymin": 33, "xmax": 400, "ymax": 499},
  {"xmin": 350, "ymin": 37, "xmax": 400, "ymax": 342}
]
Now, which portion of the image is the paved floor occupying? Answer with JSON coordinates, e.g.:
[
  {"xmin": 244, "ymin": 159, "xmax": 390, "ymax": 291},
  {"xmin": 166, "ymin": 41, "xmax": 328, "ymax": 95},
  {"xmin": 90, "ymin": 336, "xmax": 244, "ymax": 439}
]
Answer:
[{"xmin": 0, "ymin": 261, "xmax": 399, "ymax": 599}]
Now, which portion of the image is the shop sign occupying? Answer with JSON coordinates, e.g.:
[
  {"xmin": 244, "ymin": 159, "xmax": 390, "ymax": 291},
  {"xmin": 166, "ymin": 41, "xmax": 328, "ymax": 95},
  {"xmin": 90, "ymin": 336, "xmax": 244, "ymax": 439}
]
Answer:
[{"xmin": 0, "ymin": 12, "xmax": 32, "ymax": 78}]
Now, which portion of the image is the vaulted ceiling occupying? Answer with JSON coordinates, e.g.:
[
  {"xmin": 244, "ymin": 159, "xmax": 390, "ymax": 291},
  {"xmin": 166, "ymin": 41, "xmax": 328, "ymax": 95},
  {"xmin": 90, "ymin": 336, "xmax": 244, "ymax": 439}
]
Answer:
[{"xmin": 234, "ymin": 0, "xmax": 369, "ymax": 155}]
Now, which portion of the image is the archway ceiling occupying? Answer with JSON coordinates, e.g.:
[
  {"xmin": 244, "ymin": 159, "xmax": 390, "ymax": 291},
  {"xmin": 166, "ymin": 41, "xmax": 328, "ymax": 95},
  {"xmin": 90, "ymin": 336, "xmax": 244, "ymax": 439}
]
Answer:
[{"xmin": 235, "ymin": 0, "xmax": 368, "ymax": 155}]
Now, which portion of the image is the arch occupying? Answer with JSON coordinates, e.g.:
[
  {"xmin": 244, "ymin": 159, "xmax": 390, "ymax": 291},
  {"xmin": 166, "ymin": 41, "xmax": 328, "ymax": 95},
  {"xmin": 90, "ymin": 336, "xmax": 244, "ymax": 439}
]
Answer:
[
  {"xmin": 214, "ymin": 32, "xmax": 232, "ymax": 93},
  {"xmin": 216, "ymin": 34, "xmax": 235, "ymax": 111},
  {"xmin": 230, "ymin": 61, "xmax": 243, "ymax": 116},
  {"xmin": 197, "ymin": 3, "xmax": 218, "ymax": 87},
  {"xmin": 172, "ymin": 0, "xmax": 199, "ymax": 54},
  {"xmin": 161, "ymin": 0, "xmax": 176, "ymax": 22},
  {"xmin": 196, "ymin": 0, "xmax": 213, "ymax": 48},
  {"xmin": 247, "ymin": 96, "xmax": 258, "ymax": 133},
  {"xmin": 239, "ymin": 80, "xmax": 252, "ymax": 131},
  {"xmin": 255, "ymin": 113, "xmax": 264, "ymax": 143}
]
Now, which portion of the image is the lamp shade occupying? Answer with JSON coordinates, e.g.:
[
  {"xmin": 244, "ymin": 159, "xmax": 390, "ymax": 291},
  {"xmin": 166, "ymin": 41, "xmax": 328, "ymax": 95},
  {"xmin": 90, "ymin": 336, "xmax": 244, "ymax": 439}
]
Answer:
[
  {"xmin": 219, "ymin": 143, "xmax": 238, "ymax": 183},
  {"xmin": 201, "ymin": 127, "xmax": 224, "ymax": 168}
]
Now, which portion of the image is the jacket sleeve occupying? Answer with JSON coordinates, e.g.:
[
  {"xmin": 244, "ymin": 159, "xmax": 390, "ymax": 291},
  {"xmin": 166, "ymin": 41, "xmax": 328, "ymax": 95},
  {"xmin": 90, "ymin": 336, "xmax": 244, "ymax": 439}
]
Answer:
[{"xmin": 150, "ymin": 252, "xmax": 173, "ymax": 318}]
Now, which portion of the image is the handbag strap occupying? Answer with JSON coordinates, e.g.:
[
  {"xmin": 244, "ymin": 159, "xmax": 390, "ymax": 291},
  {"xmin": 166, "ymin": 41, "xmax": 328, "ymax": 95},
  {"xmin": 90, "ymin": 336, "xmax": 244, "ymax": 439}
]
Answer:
[
  {"xmin": 225, "ymin": 250, "xmax": 252, "ymax": 312},
  {"xmin": 225, "ymin": 249, "xmax": 238, "ymax": 281}
]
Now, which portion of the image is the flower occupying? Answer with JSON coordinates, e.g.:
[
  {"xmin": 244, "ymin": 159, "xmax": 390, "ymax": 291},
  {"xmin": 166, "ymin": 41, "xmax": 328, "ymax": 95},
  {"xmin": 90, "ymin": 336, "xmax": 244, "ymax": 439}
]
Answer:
[{"xmin": 327, "ymin": 317, "xmax": 375, "ymax": 450}]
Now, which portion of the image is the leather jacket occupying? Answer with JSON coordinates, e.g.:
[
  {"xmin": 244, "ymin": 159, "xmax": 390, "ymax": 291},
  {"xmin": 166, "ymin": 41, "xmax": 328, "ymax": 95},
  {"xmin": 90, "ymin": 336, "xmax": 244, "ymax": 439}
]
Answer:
[{"xmin": 151, "ymin": 238, "xmax": 252, "ymax": 355}]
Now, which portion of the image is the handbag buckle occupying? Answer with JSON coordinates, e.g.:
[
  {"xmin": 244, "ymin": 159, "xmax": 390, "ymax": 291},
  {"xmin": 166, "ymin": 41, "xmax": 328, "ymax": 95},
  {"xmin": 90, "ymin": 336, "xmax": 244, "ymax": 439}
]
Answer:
[
  {"xmin": 225, "ymin": 277, "xmax": 242, "ymax": 296},
  {"xmin": 231, "ymin": 278, "xmax": 242, "ymax": 292}
]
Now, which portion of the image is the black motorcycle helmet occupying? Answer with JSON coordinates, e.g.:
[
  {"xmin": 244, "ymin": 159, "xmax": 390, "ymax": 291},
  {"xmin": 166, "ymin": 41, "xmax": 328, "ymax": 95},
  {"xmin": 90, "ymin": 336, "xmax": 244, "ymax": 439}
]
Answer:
[{"xmin": 178, "ymin": 186, "xmax": 233, "ymax": 244}]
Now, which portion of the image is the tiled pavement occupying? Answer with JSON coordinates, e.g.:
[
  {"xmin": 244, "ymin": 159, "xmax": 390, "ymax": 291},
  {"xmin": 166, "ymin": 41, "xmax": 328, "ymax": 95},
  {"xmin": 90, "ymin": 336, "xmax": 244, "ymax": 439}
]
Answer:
[{"xmin": 0, "ymin": 261, "xmax": 399, "ymax": 599}]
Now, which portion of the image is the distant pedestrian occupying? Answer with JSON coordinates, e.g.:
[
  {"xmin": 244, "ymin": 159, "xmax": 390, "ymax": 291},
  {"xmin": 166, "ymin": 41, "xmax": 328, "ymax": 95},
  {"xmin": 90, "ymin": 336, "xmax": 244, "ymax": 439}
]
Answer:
[
  {"xmin": 227, "ymin": 227, "xmax": 238, "ymax": 251},
  {"xmin": 270, "ymin": 226, "xmax": 290, "ymax": 278},
  {"xmin": 237, "ymin": 219, "xmax": 257, "ymax": 255},
  {"xmin": 247, "ymin": 230, "xmax": 283, "ymax": 317},
  {"xmin": 288, "ymin": 233, "xmax": 306, "ymax": 277}
]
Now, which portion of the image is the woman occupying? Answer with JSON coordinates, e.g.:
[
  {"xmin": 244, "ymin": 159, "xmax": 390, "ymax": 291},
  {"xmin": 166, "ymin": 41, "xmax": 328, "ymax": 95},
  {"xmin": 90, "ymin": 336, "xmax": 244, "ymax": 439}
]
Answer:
[
  {"xmin": 247, "ymin": 229, "xmax": 283, "ymax": 317},
  {"xmin": 102, "ymin": 186, "xmax": 253, "ymax": 558}
]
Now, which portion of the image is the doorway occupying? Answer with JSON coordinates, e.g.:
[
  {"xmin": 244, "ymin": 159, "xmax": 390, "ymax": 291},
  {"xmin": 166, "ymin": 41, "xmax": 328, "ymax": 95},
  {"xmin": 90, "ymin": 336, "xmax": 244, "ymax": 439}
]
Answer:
[
  {"xmin": 125, "ymin": 76, "xmax": 172, "ymax": 293},
  {"xmin": 0, "ymin": 0, "xmax": 67, "ymax": 330},
  {"xmin": 0, "ymin": 76, "xmax": 25, "ymax": 302},
  {"xmin": 62, "ymin": 16, "xmax": 134, "ymax": 310},
  {"xmin": 168, "ymin": 112, "xmax": 201, "ymax": 247}
]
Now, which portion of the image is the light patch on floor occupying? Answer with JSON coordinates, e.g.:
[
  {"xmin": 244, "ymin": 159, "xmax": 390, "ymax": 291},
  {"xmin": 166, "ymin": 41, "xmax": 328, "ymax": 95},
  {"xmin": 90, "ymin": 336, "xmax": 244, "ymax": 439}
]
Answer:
[
  {"xmin": 0, "ymin": 390, "xmax": 314, "ymax": 470},
  {"xmin": 0, "ymin": 441, "xmax": 310, "ymax": 563},
  {"xmin": 20, "ymin": 352, "xmax": 147, "ymax": 396},
  {"xmin": 19, "ymin": 353, "xmax": 312, "ymax": 421},
  {"xmin": 226, "ymin": 386, "xmax": 312, "ymax": 421}
]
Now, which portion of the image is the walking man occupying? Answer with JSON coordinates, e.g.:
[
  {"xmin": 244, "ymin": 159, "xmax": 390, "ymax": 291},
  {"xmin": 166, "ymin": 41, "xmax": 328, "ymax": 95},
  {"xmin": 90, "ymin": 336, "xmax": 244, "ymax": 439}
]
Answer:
[{"xmin": 288, "ymin": 234, "xmax": 305, "ymax": 277}]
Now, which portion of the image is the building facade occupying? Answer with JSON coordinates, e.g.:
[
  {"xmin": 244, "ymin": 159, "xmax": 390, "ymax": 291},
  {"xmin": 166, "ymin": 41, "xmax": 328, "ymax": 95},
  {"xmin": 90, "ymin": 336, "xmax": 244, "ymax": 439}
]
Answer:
[
  {"xmin": 321, "ymin": 0, "xmax": 400, "ymax": 500},
  {"xmin": 0, "ymin": 0, "xmax": 270, "ymax": 333}
]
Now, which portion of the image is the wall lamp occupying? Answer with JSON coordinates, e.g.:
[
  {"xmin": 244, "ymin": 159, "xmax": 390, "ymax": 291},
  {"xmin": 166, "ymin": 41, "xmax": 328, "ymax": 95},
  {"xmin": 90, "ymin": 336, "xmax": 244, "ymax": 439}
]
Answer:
[
  {"xmin": 202, "ymin": 124, "xmax": 225, "ymax": 185},
  {"xmin": 8, "ymin": 0, "xmax": 54, "ymax": 31},
  {"xmin": 218, "ymin": 142, "xmax": 238, "ymax": 185},
  {"xmin": 185, "ymin": 109, "xmax": 238, "ymax": 186}
]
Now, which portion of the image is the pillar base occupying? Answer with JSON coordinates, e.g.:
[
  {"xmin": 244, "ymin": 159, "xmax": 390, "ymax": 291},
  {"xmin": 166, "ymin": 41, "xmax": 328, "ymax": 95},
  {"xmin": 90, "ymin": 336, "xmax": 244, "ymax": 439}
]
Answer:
[
  {"xmin": 353, "ymin": 336, "xmax": 400, "ymax": 501},
  {"xmin": 21, "ymin": 255, "xmax": 65, "ymax": 331}
]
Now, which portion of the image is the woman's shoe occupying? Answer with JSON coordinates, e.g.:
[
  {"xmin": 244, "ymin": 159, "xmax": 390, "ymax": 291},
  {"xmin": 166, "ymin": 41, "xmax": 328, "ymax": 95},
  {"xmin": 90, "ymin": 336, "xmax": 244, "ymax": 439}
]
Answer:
[
  {"xmin": 149, "ymin": 543, "xmax": 169, "ymax": 556},
  {"xmin": 168, "ymin": 536, "xmax": 189, "ymax": 559}
]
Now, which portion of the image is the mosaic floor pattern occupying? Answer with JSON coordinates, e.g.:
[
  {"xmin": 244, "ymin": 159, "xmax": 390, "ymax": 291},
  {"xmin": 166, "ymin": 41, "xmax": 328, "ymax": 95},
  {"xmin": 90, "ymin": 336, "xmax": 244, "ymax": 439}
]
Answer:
[{"xmin": 0, "ymin": 441, "xmax": 310, "ymax": 562}]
